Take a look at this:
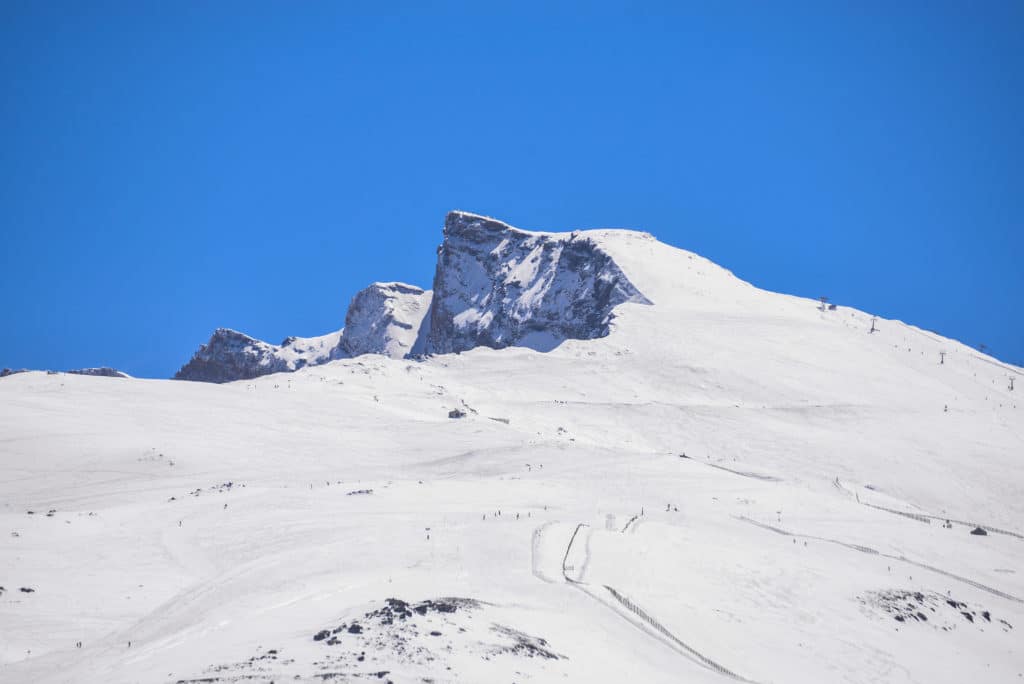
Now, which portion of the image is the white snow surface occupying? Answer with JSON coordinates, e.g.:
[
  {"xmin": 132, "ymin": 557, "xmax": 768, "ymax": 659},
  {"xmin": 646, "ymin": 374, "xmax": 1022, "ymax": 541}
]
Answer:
[{"xmin": 1, "ymin": 228, "xmax": 1022, "ymax": 684}]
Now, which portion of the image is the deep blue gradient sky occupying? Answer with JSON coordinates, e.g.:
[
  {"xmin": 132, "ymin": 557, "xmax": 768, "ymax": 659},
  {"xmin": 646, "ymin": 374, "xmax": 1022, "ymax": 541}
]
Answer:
[{"xmin": 2, "ymin": 2, "xmax": 1022, "ymax": 378}]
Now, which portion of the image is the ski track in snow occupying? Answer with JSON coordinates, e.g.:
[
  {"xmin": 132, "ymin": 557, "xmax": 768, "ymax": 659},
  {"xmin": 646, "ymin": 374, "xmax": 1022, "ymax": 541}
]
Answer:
[
  {"xmin": 698, "ymin": 461, "xmax": 782, "ymax": 482},
  {"xmin": 601, "ymin": 585, "xmax": 756, "ymax": 684},
  {"xmin": 3, "ymin": 217, "xmax": 1023, "ymax": 683},
  {"xmin": 737, "ymin": 516, "xmax": 1023, "ymax": 604},
  {"xmin": 555, "ymin": 519, "xmax": 758, "ymax": 683}
]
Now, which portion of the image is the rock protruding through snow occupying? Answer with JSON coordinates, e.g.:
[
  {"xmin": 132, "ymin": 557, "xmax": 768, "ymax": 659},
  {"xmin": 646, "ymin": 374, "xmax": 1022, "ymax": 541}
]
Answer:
[
  {"xmin": 65, "ymin": 367, "xmax": 131, "ymax": 378},
  {"xmin": 175, "ymin": 597, "xmax": 565, "ymax": 683},
  {"xmin": 341, "ymin": 282, "xmax": 432, "ymax": 359},
  {"xmin": 173, "ymin": 211, "xmax": 652, "ymax": 382},
  {"xmin": 424, "ymin": 211, "xmax": 651, "ymax": 354},
  {"xmin": 174, "ymin": 328, "xmax": 341, "ymax": 383},
  {"xmin": 1, "ymin": 366, "xmax": 130, "ymax": 379}
]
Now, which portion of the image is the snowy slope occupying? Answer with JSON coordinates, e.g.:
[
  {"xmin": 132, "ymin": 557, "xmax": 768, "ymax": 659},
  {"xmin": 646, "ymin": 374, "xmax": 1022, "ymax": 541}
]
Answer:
[{"xmin": 1, "ymin": 216, "xmax": 1022, "ymax": 684}]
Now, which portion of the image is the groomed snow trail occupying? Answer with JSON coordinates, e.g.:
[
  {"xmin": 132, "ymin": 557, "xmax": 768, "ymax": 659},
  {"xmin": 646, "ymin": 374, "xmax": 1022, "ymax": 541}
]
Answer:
[
  {"xmin": 555, "ymin": 520, "xmax": 759, "ymax": 683},
  {"xmin": 737, "ymin": 516, "xmax": 1023, "ymax": 604}
]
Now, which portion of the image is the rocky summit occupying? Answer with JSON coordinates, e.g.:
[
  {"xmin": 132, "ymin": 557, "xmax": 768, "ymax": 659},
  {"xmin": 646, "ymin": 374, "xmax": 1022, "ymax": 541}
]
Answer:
[
  {"xmin": 173, "ymin": 211, "xmax": 651, "ymax": 383},
  {"xmin": 3, "ymin": 208, "xmax": 1021, "ymax": 684},
  {"xmin": 424, "ymin": 211, "xmax": 651, "ymax": 355}
]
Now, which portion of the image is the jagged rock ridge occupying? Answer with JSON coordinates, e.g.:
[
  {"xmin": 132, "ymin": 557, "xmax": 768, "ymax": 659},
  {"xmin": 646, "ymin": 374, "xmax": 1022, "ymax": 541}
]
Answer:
[
  {"xmin": 2, "ymin": 367, "xmax": 131, "ymax": 379},
  {"xmin": 174, "ymin": 328, "xmax": 330, "ymax": 383},
  {"xmin": 174, "ymin": 211, "xmax": 651, "ymax": 382},
  {"xmin": 173, "ymin": 282, "xmax": 430, "ymax": 383}
]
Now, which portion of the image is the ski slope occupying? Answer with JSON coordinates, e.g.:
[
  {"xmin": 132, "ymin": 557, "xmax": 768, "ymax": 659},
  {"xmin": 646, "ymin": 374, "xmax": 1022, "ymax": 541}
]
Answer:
[{"xmin": 1, "ymin": 227, "xmax": 1021, "ymax": 683}]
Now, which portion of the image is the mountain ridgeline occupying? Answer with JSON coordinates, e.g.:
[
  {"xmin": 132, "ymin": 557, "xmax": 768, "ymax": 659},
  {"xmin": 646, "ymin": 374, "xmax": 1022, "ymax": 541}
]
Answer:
[{"xmin": 173, "ymin": 211, "xmax": 652, "ymax": 383}]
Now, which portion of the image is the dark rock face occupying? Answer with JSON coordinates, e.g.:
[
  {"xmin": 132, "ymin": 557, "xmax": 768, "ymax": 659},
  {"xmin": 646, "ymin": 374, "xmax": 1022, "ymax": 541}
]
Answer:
[
  {"xmin": 424, "ymin": 211, "xmax": 650, "ymax": 355},
  {"xmin": 175, "ymin": 328, "xmax": 277, "ymax": 383},
  {"xmin": 0, "ymin": 368, "xmax": 30, "ymax": 378},
  {"xmin": 174, "ymin": 328, "xmax": 314, "ymax": 383}
]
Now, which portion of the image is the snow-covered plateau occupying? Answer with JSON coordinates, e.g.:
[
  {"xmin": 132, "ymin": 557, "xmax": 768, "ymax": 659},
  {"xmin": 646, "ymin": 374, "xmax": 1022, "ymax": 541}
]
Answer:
[{"xmin": 1, "ymin": 211, "xmax": 1021, "ymax": 684}]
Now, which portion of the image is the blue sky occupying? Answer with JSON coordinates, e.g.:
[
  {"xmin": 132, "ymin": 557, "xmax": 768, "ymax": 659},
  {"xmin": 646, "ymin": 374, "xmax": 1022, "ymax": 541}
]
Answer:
[{"xmin": 2, "ymin": 1, "xmax": 1021, "ymax": 377}]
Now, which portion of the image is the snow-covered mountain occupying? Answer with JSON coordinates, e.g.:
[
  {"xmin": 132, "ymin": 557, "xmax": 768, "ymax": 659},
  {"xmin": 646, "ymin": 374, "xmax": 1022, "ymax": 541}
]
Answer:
[
  {"xmin": 174, "ymin": 211, "xmax": 651, "ymax": 381},
  {"xmin": 1, "ymin": 212, "xmax": 1021, "ymax": 684}
]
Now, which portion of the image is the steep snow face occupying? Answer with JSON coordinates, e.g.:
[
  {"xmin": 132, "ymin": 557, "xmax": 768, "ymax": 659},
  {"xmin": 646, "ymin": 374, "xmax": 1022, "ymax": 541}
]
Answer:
[
  {"xmin": 340, "ymin": 282, "xmax": 432, "ymax": 359},
  {"xmin": 174, "ymin": 328, "xmax": 341, "ymax": 383},
  {"xmin": 425, "ymin": 211, "xmax": 652, "ymax": 354}
]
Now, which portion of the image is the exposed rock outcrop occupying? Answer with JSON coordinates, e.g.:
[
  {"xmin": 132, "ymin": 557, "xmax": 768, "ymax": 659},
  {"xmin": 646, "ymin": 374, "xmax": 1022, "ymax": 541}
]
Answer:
[
  {"xmin": 174, "ymin": 328, "xmax": 342, "ymax": 383},
  {"xmin": 341, "ymin": 282, "xmax": 432, "ymax": 359},
  {"xmin": 173, "ymin": 211, "xmax": 651, "ymax": 382},
  {"xmin": 66, "ymin": 367, "xmax": 131, "ymax": 378},
  {"xmin": 173, "ymin": 283, "xmax": 431, "ymax": 383},
  {"xmin": 424, "ymin": 211, "xmax": 650, "ymax": 354},
  {"xmin": 2, "ymin": 367, "xmax": 130, "ymax": 379}
]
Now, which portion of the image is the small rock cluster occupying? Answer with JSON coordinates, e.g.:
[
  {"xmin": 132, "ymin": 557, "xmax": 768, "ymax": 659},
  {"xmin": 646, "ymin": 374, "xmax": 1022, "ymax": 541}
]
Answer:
[
  {"xmin": 175, "ymin": 596, "xmax": 564, "ymax": 683},
  {"xmin": 346, "ymin": 489, "xmax": 373, "ymax": 496},
  {"xmin": 860, "ymin": 589, "xmax": 1014, "ymax": 632}
]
